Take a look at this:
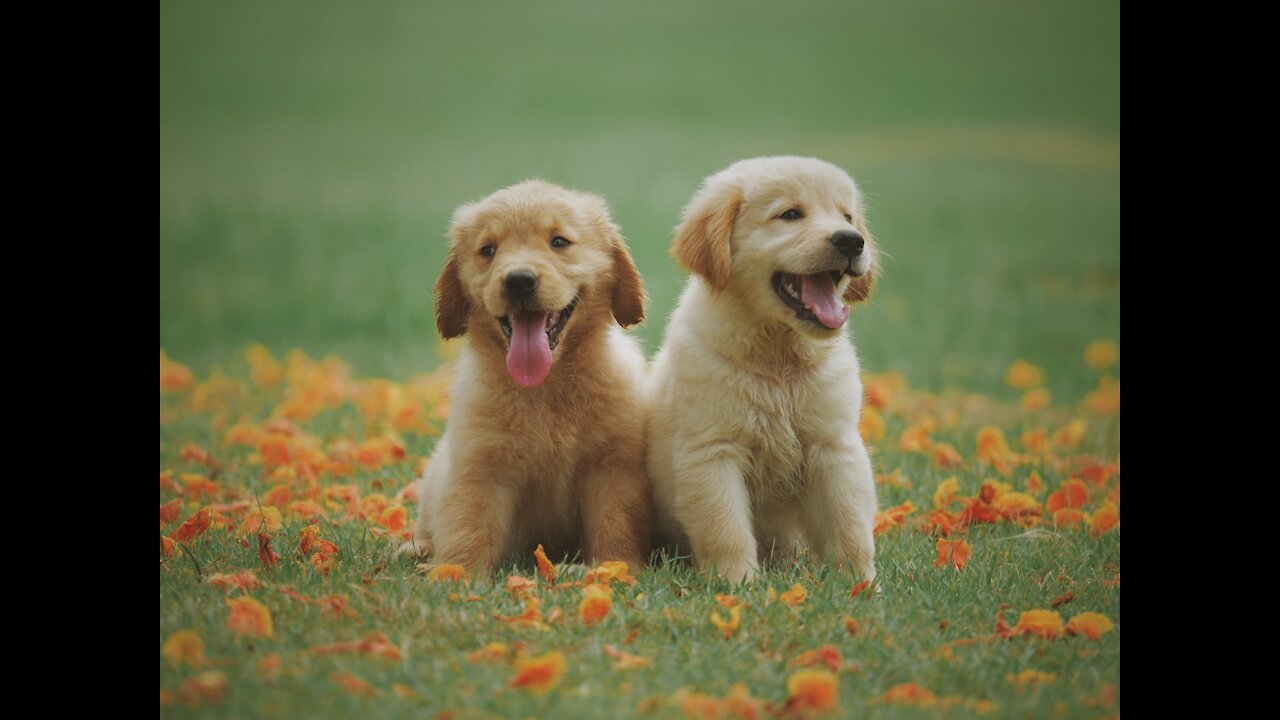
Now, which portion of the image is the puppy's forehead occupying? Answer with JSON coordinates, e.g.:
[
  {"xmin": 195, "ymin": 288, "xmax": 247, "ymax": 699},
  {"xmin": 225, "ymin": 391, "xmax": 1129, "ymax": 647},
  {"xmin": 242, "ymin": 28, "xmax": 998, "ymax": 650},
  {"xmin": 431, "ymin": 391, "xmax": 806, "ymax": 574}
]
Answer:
[
  {"xmin": 747, "ymin": 163, "xmax": 856, "ymax": 203},
  {"xmin": 466, "ymin": 183, "xmax": 597, "ymax": 241}
]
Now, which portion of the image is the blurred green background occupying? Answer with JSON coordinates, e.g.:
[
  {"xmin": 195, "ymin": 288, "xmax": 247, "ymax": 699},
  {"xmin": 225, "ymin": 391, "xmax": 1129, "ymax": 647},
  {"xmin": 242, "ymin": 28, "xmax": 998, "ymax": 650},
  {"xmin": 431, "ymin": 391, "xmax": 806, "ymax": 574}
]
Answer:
[{"xmin": 160, "ymin": 0, "xmax": 1119, "ymax": 398}]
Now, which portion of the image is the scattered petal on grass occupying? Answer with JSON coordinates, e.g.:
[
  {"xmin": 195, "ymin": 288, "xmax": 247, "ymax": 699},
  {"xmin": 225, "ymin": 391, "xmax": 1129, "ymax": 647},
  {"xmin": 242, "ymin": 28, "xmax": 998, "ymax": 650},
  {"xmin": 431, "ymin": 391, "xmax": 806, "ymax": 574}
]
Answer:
[
  {"xmin": 170, "ymin": 509, "xmax": 213, "ymax": 543},
  {"xmin": 881, "ymin": 683, "xmax": 938, "ymax": 706},
  {"xmin": 162, "ymin": 630, "xmax": 205, "ymax": 668},
  {"xmin": 933, "ymin": 442, "xmax": 963, "ymax": 469},
  {"xmin": 710, "ymin": 605, "xmax": 742, "ymax": 639},
  {"xmin": 859, "ymin": 405, "xmax": 885, "ymax": 442},
  {"xmin": 534, "ymin": 544, "xmax": 558, "ymax": 584},
  {"xmin": 585, "ymin": 561, "xmax": 635, "ymax": 585},
  {"xmin": 378, "ymin": 504, "xmax": 408, "ymax": 532},
  {"xmin": 510, "ymin": 651, "xmax": 567, "ymax": 694},
  {"xmin": 1050, "ymin": 590, "xmax": 1075, "ymax": 608},
  {"xmin": 506, "ymin": 574, "xmax": 537, "ymax": 596},
  {"xmin": 1088, "ymin": 504, "xmax": 1120, "ymax": 536},
  {"xmin": 779, "ymin": 584, "xmax": 808, "ymax": 606},
  {"xmin": 309, "ymin": 632, "xmax": 402, "ymax": 661},
  {"xmin": 786, "ymin": 668, "xmax": 839, "ymax": 712},
  {"xmin": 209, "ymin": 570, "xmax": 260, "ymax": 593},
  {"xmin": 844, "ymin": 615, "xmax": 860, "ymax": 636},
  {"xmin": 579, "ymin": 584, "xmax": 613, "ymax": 625},
  {"xmin": 874, "ymin": 501, "xmax": 917, "ymax": 536},
  {"xmin": 1007, "ymin": 670, "xmax": 1056, "ymax": 688},
  {"xmin": 258, "ymin": 533, "xmax": 281, "ymax": 569},
  {"xmin": 160, "ymin": 351, "xmax": 196, "ymax": 392},
  {"xmin": 428, "ymin": 564, "xmax": 468, "ymax": 583},
  {"xmin": 1046, "ymin": 479, "xmax": 1089, "ymax": 512},
  {"xmin": 1066, "ymin": 612, "xmax": 1114, "ymax": 640},
  {"xmin": 181, "ymin": 670, "xmax": 228, "ymax": 704},
  {"xmin": 495, "ymin": 597, "xmax": 547, "ymax": 630},
  {"xmin": 716, "ymin": 593, "xmax": 743, "ymax": 608},
  {"xmin": 466, "ymin": 642, "xmax": 510, "ymax": 663},
  {"xmin": 240, "ymin": 507, "xmax": 283, "ymax": 536},
  {"xmin": 331, "ymin": 670, "xmax": 378, "ymax": 697},
  {"xmin": 850, "ymin": 580, "xmax": 871, "ymax": 599},
  {"xmin": 160, "ymin": 536, "xmax": 182, "ymax": 557},
  {"xmin": 1020, "ymin": 388, "xmax": 1051, "ymax": 413},
  {"xmin": 1005, "ymin": 359, "xmax": 1045, "ymax": 389},
  {"xmin": 226, "ymin": 597, "xmax": 274, "ymax": 638},
  {"xmin": 899, "ymin": 421, "xmax": 935, "ymax": 452},
  {"xmin": 603, "ymin": 643, "xmax": 650, "ymax": 669},
  {"xmin": 1052, "ymin": 419, "xmax": 1088, "ymax": 449},
  {"xmin": 933, "ymin": 477, "xmax": 960, "ymax": 509},
  {"xmin": 1052, "ymin": 509, "xmax": 1084, "ymax": 528},
  {"xmin": 392, "ymin": 683, "xmax": 420, "ymax": 700},
  {"xmin": 257, "ymin": 653, "xmax": 282, "ymax": 681},
  {"xmin": 1084, "ymin": 340, "xmax": 1119, "ymax": 370},
  {"xmin": 793, "ymin": 645, "xmax": 842, "ymax": 672},
  {"xmin": 160, "ymin": 499, "xmax": 184, "ymax": 525},
  {"xmin": 933, "ymin": 538, "xmax": 972, "ymax": 570},
  {"xmin": 1009, "ymin": 609, "xmax": 1064, "ymax": 639}
]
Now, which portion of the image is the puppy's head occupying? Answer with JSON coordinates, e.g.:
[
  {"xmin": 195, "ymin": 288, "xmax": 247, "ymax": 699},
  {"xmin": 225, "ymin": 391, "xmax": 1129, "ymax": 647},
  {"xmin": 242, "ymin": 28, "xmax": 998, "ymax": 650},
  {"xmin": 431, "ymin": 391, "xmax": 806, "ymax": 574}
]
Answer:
[
  {"xmin": 435, "ymin": 180, "xmax": 645, "ymax": 388},
  {"xmin": 673, "ymin": 157, "xmax": 877, "ymax": 336}
]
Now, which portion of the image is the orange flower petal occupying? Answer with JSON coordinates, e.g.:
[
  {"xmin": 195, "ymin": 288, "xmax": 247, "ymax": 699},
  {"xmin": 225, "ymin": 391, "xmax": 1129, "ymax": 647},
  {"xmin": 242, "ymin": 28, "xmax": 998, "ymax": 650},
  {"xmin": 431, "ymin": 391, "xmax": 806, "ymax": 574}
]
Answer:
[
  {"xmin": 1066, "ymin": 612, "xmax": 1114, "ymax": 640},
  {"xmin": 1009, "ymin": 609, "xmax": 1064, "ymax": 639},
  {"xmin": 534, "ymin": 544, "xmax": 558, "ymax": 584},
  {"xmin": 510, "ymin": 651, "xmax": 567, "ymax": 694},
  {"xmin": 162, "ymin": 630, "xmax": 205, "ymax": 668},
  {"xmin": 779, "ymin": 584, "xmax": 808, "ymax": 606},
  {"xmin": 786, "ymin": 668, "xmax": 839, "ymax": 712},
  {"xmin": 579, "ymin": 584, "xmax": 613, "ymax": 626},
  {"xmin": 226, "ymin": 597, "xmax": 274, "ymax": 638}
]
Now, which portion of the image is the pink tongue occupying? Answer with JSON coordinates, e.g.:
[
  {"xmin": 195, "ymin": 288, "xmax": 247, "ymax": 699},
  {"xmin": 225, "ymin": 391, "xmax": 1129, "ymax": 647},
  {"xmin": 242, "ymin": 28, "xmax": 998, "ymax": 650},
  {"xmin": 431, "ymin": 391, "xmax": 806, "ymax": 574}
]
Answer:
[
  {"xmin": 507, "ymin": 311, "xmax": 554, "ymax": 387},
  {"xmin": 798, "ymin": 273, "xmax": 849, "ymax": 329}
]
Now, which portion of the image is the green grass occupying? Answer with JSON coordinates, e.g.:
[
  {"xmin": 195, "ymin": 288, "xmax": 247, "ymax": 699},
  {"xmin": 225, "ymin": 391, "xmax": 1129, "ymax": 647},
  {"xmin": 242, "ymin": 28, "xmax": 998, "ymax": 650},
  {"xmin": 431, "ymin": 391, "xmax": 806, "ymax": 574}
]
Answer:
[
  {"xmin": 160, "ymin": 366, "xmax": 1120, "ymax": 718},
  {"xmin": 160, "ymin": 1, "xmax": 1119, "ymax": 716}
]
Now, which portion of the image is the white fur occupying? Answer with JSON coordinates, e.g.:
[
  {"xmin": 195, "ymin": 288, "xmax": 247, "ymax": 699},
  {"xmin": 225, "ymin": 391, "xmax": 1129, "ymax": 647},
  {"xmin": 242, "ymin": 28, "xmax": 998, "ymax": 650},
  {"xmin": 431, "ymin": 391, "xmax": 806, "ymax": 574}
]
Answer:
[{"xmin": 646, "ymin": 157, "xmax": 878, "ymax": 583}]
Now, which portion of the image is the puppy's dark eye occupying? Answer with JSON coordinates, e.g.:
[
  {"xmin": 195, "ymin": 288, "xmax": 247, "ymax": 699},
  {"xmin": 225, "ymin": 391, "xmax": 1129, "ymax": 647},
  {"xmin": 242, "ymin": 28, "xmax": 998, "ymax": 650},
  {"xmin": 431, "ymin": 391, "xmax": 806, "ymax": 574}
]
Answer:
[
  {"xmin": 480, "ymin": 245, "xmax": 497, "ymax": 257},
  {"xmin": 843, "ymin": 213, "xmax": 853, "ymax": 223},
  {"xmin": 778, "ymin": 208, "xmax": 803, "ymax": 221},
  {"xmin": 550, "ymin": 236, "xmax": 571, "ymax": 249}
]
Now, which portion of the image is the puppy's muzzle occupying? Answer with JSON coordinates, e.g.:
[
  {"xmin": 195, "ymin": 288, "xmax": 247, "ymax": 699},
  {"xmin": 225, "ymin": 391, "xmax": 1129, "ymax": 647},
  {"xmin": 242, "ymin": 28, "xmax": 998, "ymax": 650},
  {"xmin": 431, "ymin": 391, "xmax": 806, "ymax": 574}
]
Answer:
[
  {"xmin": 503, "ymin": 270, "xmax": 539, "ymax": 303},
  {"xmin": 829, "ymin": 230, "xmax": 865, "ymax": 259}
]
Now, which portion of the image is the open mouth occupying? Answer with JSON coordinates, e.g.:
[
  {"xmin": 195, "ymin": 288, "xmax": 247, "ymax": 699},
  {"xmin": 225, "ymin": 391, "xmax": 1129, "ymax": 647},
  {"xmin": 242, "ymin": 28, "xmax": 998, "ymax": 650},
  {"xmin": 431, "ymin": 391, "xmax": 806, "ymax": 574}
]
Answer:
[
  {"xmin": 773, "ymin": 270, "xmax": 854, "ymax": 330},
  {"xmin": 496, "ymin": 295, "xmax": 579, "ymax": 387}
]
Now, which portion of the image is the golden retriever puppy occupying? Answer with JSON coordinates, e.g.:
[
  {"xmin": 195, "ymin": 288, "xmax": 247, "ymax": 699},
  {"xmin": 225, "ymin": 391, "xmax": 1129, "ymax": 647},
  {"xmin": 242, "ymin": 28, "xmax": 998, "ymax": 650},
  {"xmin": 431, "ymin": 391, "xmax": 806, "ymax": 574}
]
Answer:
[
  {"xmin": 399, "ymin": 180, "xmax": 651, "ymax": 572},
  {"xmin": 646, "ymin": 157, "xmax": 879, "ymax": 583}
]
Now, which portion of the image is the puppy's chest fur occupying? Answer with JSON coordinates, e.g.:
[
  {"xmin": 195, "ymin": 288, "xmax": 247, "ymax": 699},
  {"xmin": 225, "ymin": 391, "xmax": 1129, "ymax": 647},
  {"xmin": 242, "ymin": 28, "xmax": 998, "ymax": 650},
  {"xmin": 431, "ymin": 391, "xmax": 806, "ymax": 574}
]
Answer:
[{"xmin": 726, "ymin": 364, "xmax": 843, "ymax": 504}]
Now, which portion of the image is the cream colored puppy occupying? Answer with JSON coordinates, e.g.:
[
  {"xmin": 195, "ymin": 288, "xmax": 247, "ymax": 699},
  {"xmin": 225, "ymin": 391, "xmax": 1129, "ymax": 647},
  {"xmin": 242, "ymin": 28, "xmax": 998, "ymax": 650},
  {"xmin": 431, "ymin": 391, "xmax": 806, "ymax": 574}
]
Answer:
[
  {"xmin": 647, "ymin": 157, "xmax": 878, "ymax": 583},
  {"xmin": 399, "ymin": 180, "xmax": 651, "ymax": 572}
]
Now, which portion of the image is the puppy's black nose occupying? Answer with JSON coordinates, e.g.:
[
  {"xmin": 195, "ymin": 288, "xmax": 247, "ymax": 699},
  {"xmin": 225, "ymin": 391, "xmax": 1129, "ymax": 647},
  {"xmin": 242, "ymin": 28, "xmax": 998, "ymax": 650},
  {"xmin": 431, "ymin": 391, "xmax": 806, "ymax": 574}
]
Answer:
[
  {"xmin": 829, "ymin": 230, "xmax": 865, "ymax": 259},
  {"xmin": 503, "ymin": 270, "xmax": 539, "ymax": 302}
]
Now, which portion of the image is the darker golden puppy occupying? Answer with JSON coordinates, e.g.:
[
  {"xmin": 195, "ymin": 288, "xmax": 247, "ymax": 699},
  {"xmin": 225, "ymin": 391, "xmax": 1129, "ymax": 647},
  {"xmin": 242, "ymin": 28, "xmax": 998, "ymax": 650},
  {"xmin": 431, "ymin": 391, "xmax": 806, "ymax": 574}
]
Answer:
[{"xmin": 400, "ymin": 180, "xmax": 651, "ymax": 572}]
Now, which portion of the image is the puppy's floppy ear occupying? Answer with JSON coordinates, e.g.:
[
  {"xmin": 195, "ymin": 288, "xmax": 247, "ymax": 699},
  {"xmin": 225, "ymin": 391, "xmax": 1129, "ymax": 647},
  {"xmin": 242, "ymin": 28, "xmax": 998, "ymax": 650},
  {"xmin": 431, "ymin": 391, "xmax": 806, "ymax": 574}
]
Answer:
[
  {"xmin": 672, "ymin": 174, "xmax": 741, "ymax": 292},
  {"xmin": 842, "ymin": 220, "xmax": 878, "ymax": 305},
  {"xmin": 610, "ymin": 242, "xmax": 646, "ymax": 328},
  {"xmin": 435, "ymin": 202, "xmax": 481, "ymax": 339},
  {"xmin": 434, "ymin": 252, "xmax": 470, "ymax": 339}
]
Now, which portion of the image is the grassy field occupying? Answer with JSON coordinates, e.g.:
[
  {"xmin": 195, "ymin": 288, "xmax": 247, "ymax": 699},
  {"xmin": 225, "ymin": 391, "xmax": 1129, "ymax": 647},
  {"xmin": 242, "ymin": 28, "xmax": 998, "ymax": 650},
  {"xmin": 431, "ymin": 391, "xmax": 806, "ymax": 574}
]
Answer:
[{"xmin": 160, "ymin": 0, "xmax": 1119, "ymax": 717}]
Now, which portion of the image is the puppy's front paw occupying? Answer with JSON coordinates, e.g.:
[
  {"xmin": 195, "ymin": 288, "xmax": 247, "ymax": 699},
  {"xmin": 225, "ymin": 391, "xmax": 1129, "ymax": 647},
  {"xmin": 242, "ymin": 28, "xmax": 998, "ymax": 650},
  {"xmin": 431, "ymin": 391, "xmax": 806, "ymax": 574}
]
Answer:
[{"xmin": 396, "ymin": 537, "xmax": 433, "ymax": 559}]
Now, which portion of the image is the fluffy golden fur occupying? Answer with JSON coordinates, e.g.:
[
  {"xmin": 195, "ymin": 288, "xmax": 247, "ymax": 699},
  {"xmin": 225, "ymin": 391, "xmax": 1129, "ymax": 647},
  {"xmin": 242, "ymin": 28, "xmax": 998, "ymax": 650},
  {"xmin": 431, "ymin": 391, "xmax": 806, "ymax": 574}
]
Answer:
[
  {"xmin": 646, "ymin": 157, "xmax": 879, "ymax": 582},
  {"xmin": 400, "ymin": 180, "xmax": 651, "ymax": 571}
]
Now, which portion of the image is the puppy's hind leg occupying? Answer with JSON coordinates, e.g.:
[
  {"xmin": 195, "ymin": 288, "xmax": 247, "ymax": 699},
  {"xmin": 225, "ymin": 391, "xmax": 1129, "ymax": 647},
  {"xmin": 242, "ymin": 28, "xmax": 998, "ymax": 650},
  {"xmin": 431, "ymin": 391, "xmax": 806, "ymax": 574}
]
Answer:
[{"xmin": 802, "ymin": 440, "xmax": 878, "ymax": 581}]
